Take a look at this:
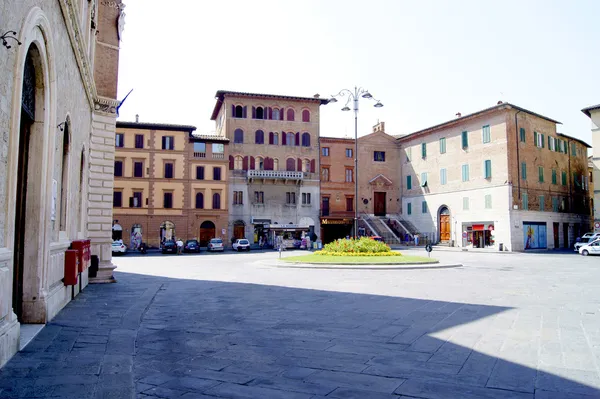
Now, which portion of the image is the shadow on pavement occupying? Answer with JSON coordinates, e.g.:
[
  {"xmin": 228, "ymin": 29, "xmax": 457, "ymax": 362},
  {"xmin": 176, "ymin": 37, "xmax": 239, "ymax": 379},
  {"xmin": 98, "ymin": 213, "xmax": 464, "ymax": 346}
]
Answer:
[{"xmin": 0, "ymin": 271, "xmax": 598, "ymax": 398}]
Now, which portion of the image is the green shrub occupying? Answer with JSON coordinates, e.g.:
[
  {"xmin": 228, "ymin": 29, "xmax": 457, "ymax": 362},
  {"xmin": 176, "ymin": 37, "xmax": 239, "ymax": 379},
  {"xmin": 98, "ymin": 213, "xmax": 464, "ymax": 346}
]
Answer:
[{"xmin": 317, "ymin": 237, "xmax": 394, "ymax": 256}]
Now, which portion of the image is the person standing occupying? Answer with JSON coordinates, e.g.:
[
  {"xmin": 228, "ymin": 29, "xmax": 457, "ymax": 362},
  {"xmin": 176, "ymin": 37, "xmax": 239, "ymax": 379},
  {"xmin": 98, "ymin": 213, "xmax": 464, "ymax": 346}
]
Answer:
[
  {"xmin": 176, "ymin": 238, "xmax": 184, "ymax": 255},
  {"xmin": 414, "ymin": 234, "xmax": 419, "ymax": 246}
]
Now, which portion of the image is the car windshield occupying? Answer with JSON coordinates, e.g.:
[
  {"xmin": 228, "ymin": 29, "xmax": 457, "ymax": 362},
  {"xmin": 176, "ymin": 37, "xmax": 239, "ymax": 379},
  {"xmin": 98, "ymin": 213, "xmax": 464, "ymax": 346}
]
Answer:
[
  {"xmin": 186, "ymin": 240, "xmax": 198, "ymax": 245},
  {"xmin": 211, "ymin": 239, "xmax": 222, "ymax": 244}
]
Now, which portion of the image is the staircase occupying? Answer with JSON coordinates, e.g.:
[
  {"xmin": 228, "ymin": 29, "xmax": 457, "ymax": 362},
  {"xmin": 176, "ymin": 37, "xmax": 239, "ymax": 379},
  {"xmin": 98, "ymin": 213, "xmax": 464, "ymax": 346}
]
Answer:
[
  {"xmin": 390, "ymin": 216, "xmax": 419, "ymax": 236},
  {"xmin": 360, "ymin": 215, "xmax": 401, "ymax": 245}
]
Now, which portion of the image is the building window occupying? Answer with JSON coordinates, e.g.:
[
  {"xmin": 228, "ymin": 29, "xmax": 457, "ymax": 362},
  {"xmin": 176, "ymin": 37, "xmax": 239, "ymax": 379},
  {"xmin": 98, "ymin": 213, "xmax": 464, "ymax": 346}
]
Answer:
[
  {"xmin": 255, "ymin": 107, "xmax": 265, "ymax": 120},
  {"xmin": 233, "ymin": 191, "xmax": 243, "ymax": 205},
  {"xmin": 213, "ymin": 167, "xmax": 221, "ymax": 181},
  {"xmin": 194, "ymin": 142, "xmax": 206, "ymax": 155},
  {"xmin": 420, "ymin": 172, "xmax": 428, "ymax": 187},
  {"xmin": 439, "ymin": 137, "xmax": 446, "ymax": 154},
  {"xmin": 462, "ymin": 131, "xmax": 468, "ymax": 149},
  {"xmin": 407, "ymin": 175, "xmax": 412, "ymax": 190},
  {"xmin": 552, "ymin": 196, "xmax": 559, "ymax": 212},
  {"xmin": 195, "ymin": 193, "xmax": 204, "ymax": 209},
  {"xmin": 463, "ymin": 197, "xmax": 469, "ymax": 210},
  {"xmin": 115, "ymin": 133, "xmax": 124, "ymax": 148},
  {"xmin": 571, "ymin": 142, "xmax": 577, "ymax": 157},
  {"xmin": 255, "ymin": 130, "xmax": 264, "ymax": 144},
  {"xmin": 344, "ymin": 197, "xmax": 353, "ymax": 212},
  {"xmin": 114, "ymin": 160, "xmax": 123, "ymax": 177},
  {"xmin": 421, "ymin": 143, "xmax": 426, "ymax": 158},
  {"xmin": 549, "ymin": 136, "xmax": 555, "ymax": 152},
  {"xmin": 322, "ymin": 147, "xmax": 330, "ymax": 156},
  {"xmin": 286, "ymin": 158, "xmax": 295, "ymax": 171},
  {"xmin": 440, "ymin": 168, "xmax": 447, "ymax": 185},
  {"xmin": 257, "ymin": 157, "xmax": 264, "ymax": 170},
  {"xmin": 287, "ymin": 109, "xmax": 295, "ymax": 121},
  {"xmin": 534, "ymin": 131, "xmax": 545, "ymax": 148},
  {"xmin": 212, "ymin": 193, "xmax": 221, "ymax": 209},
  {"xmin": 345, "ymin": 168, "xmax": 354, "ymax": 183},
  {"xmin": 272, "ymin": 132, "xmax": 279, "ymax": 145},
  {"xmin": 322, "ymin": 197, "xmax": 330, "ymax": 216},
  {"xmin": 130, "ymin": 192, "xmax": 142, "ymax": 208},
  {"xmin": 286, "ymin": 192, "xmax": 296, "ymax": 205},
  {"xmin": 234, "ymin": 128, "xmax": 244, "ymax": 144},
  {"xmin": 164, "ymin": 163, "xmax": 174, "ymax": 179},
  {"xmin": 562, "ymin": 171, "xmax": 567, "ymax": 185},
  {"xmin": 286, "ymin": 132, "xmax": 295, "ymax": 146},
  {"xmin": 321, "ymin": 167, "xmax": 330, "ymax": 182},
  {"xmin": 302, "ymin": 193, "xmax": 311, "ymax": 205},
  {"xmin": 254, "ymin": 191, "xmax": 264, "ymax": 204},
  {"xmin": 163, "ymin": 192, "xmax": 173, "ymax": 209},
  {"xmin": 551, "ymin": 169, "xmax": 557, "ymax": 185},
  {"xmin": 538, "ymin": 166, "xmax": 544, "ymax": 183},
  {"xmin": 272, "ymin": 108, "xmax": 280, "ymax": 120},
  {"xmin": 485, "ymin": 194, "xmax": 492, "ymax": 209},
  {"xmin": 521, "ymin": 162, "xmax": 527, "ymax": 180},
  {"xmin": 522, "ymin": 193, "xmax": 528, "ymax": 210},
  {"xmin": 113, "ymin": 191, "xmax": 122, "ymax": 207},
  {"xmin": 484, "ymin": 160, "xmax": 492, "ymax": 179},
  {"xmin": 539, "ymin": 195, "xmax": 545, "ymax": 211},
  {"xmin": 133, "ymin": 161, "xmax": 143, "ymax": 178},
  {"xmin": 346, "ymin": 148, "xmax": 353, "ymax": 158},
  {"xmin": 303, "ymin": 159, "xmax": 311, "ymax": 173},
  {"xmin": 302, "ymin": 109, "xmax": 310, "ymax": 122},
  {"xmin": 162, "ymin": 136, "xmax": 174, "ymax": 150},
  {"xmin": 301, "ymin": 132, "xmax": 311, "ymax": 147},
  {"xmin": 520, "ymin": 127, "xmax": 526, "ymax": 143},
  {"xmin": 407, "ymin": 202, "xmax": 412, "ymax": 215},
  {"xmin": 482, "ymin": 125, "xmax": 491, "ymax": 143},
  {"xmin": 234, "ymin": 156, "xmax": 243, "ymax": 170},
  {"xmin": 462, "ymin": 164, "xmax": 469, "ymax": 182},
  {"xmin": 234, "ymin": 105, "xmax": 244, "ymax": 118},
  {"xmin": 135, "ymin": 134, "xmax": 144, "ymax": 149},
  {"xmin": 196, "ymin": 166, "xmax": 204, "ymax": 180},
  {"xmin": 273, "ymin": 158, "xmax": 279, "ymax": 170},
  {"xmin": 374, "ymin": 151, "xmax": 386, "ymax": 162},
  {"xmin": 422, "ymin": 201, "xmax": 427, "ymax": 213},
  {"xmin": 406, "ymin": 147, "xmax": 412, "ymax": 162}
]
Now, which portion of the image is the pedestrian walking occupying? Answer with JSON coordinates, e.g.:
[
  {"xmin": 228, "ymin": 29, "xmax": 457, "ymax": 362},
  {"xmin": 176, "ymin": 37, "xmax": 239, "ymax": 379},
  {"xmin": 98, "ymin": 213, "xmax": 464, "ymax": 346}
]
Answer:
[
  {"xmin": 404, "ymin": 233, "xmax": 410, "ymax": 245},
  {"xmin": 176, "ymin": 238, "xmax": 184, "ymax": 255},
  {"xmin": 414, "ymin": 234, "xmax": 419, "ymax": 246}
]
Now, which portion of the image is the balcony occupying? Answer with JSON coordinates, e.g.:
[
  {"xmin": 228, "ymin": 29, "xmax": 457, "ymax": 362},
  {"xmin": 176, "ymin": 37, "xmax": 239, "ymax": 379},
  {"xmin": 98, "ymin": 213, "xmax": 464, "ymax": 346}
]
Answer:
[
  {"xmin": 193, "ymin": 152, "xmax": 224, "ymax": 160},
  {"xmin": 193, "ymin": 152, "xmax": 206, "ymax": 158},
  {"xmin": 247, "ymin": 170, "xmax": 303, "ymax": 183}
]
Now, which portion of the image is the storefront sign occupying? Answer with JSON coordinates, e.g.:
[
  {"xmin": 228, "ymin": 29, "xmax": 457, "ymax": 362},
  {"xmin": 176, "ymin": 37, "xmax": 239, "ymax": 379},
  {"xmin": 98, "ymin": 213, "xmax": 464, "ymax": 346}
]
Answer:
[
  {"xmin": 472, "ymin": 224, "xmax": 485, "ymax": 231},
  {"xmin": 269, "ymin": 224, "xmax": 309, "ymax": 229},
  {"xmin": 321, "ymin": 219, "xmax": 353, "ymax": 225}
]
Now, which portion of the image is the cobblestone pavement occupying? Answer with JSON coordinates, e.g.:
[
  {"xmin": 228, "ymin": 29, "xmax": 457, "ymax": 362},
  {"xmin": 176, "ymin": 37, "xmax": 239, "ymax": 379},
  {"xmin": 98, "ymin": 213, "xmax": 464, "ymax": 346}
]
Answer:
[{"xmin": 1, "ymin": 249, "xmax": 599, "ymax": 398}]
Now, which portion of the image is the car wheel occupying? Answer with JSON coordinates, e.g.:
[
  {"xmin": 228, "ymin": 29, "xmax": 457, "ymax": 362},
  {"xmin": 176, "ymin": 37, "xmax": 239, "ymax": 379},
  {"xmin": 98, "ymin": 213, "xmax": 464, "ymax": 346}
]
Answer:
[{"xmin": 582, "ymin": 250, "xmax": 589, "ymax": 256}]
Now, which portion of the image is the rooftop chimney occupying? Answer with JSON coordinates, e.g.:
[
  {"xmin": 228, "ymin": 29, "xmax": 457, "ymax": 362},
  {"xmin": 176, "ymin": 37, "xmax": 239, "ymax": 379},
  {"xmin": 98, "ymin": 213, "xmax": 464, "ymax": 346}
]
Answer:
[
  {"xmin": 497, "ymin": 100, "xmax": 503, "ymax": 105},
  {"xmin": 135, "ymin": 114, "xmax": 139, "ymax": 123},
  {"xmin": 313, "ymin": 94, "xmax": 320, "ymax": 98},
  {"xmin": 373, "ymin": 121, "xmax": 385, "ymax": 133},
  {"xmin": 456, "ymin": 112, "xmax": 462, "ymax": 118}
]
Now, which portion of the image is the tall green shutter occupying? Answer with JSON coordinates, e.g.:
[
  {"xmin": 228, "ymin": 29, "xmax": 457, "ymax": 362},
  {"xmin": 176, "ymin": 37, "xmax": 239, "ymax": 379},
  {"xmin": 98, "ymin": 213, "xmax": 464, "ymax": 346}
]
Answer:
[
  {"xmin": 462, "ymin": 131, "xmax": 468, "ymax": 148},
  {"xmin": 521, "ymin": 162, "xmax": 527, "ymax": 180},
  {"xmin": 407, "ymin": 175, "xmax": 412, "ymax": 190},
  {"xmin": 421, "ymin": 142, "xmax": 427, "ymax": 158},
  {"xmin": 541, "ymin": 134, "xmax": 545, "ymax": 148}
]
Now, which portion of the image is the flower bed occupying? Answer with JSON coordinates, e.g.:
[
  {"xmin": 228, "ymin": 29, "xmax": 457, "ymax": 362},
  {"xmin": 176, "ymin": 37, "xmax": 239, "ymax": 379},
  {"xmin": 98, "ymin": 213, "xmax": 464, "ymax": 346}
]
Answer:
[{"xmin": 317, "ymin": 237, "xmax": 396, "ymax": 256}]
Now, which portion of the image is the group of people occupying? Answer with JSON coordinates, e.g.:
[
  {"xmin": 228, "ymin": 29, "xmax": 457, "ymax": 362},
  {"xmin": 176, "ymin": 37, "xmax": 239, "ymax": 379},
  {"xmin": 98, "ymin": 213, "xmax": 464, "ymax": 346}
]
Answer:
[{"xmin": 404, "ymin": 233, "xmax": 420, "ymax": 246}]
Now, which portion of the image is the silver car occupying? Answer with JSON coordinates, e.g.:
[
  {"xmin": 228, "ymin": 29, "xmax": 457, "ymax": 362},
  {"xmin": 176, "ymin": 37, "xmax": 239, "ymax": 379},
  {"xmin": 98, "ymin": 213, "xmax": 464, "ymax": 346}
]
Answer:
[{"xmin": 207, "ymin": 238, "xmax": 224, "ymax": 252}]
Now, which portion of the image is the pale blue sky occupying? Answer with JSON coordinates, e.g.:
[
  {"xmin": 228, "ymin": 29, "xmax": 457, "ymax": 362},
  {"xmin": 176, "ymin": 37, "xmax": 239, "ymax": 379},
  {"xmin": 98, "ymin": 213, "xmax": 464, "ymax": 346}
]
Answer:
[{"xmin": 117, "ymin": 0, "xmax": 599, "ymax": 150}]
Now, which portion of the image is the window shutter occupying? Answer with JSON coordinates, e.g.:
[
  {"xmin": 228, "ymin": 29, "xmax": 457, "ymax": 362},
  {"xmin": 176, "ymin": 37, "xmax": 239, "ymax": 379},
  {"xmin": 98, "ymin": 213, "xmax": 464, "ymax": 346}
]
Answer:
[
  {"xmin": 242, "ymin": 106, "xmax": 247, "ymax": 118},
  {"xmin": 129, "ymin": 197, "xmax": 134, "ymax": 207},
  {"xmin": 242, "ymin": 156, "xmax": 248, "ymax": 171},
  {"xmin": 407, "ymin": 175, "xmax": 412, "ymax": 190},
  {"xmin": 462, "ymin": 131, "xmax": 468, "ymax": 148},
  {"xmin": 282, "ymin": 131, "xmax": 287, "ymax": 145},
  {"xmin": 269, "ymin": 132, "xmax": 273, "ymax": 145},
  {"xmin": 310, "ymin": 159, "xmax": 315, "ymax": 173},
  {"xmin": 541, "ymin": 134, "xmax": 545, "ymax": 148},
  {"xmin": 533, "ymin": 131, "xmax": 537, "ymax": 146},
  {"xmin": 161, "ymin": 136, "xmax": 166, "ymax": 149},
  {"xmin": 268, "ymin": 107, "xmax": 272, "ymax": 120},
  {"xmin": 295, "ymin": 132, "xmax": 300, "ymax": 146},
  {"xmin": 252, "ymin": 106, "xmax": 256, "ymax": 119},
  {"xmin": 297, "ymin": 158, "xmax": 302, "ymax": 172},
  {"xmin": 228, "ymin": 155, "xmax": 234, "ymax": 170},
  {"xmin": 250, "ymin": 156, "xmax": 255, "ymax": 170}
]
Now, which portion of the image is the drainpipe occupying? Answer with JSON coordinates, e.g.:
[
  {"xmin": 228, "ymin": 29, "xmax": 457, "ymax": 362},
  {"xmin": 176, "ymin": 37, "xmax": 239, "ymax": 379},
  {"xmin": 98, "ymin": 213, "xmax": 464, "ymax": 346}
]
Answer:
[
  {"xmin": 515, "ymin": 110, "xmax": 523, "ymax": 199},
  {"xmin": 567, "ymin": 139, "xmax": 572, "ymax": 211}
]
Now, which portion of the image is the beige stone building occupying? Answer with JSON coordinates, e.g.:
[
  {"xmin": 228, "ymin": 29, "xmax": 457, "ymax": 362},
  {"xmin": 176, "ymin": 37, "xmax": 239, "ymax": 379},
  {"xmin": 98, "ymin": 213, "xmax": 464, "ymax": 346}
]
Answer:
[
  {"xmin": 211, "ymin": 91, "xmax": 327, "ymax": 248},
  {"xmin": 0, "ymin": 1, "xmax": 123, "ymax": 366},
  {"xmin": 113, "ymin": 121, "xmax": 229, "ymax": 248},
  {"xmin": 582, "ymin": 104, "xmax": 600, "ymax": 230},
  {"xmin": 397, "ymin": 102, "xmax": 590, "ymax": 251}
]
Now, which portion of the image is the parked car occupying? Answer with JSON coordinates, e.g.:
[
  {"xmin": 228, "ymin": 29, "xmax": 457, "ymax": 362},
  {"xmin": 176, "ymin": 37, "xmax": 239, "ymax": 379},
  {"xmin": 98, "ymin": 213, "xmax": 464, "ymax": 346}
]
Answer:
[
  {"xmin": 111, "ymin": 241, "xmax": 127, "ymax": 255},
  {"xmin": 207, "ymin": 238, "xmax": 224, "ymax": 252},
  {"xmin": 575, "ymin": 233, "xmax": 600, "ymax": 252},
  {"xmin": 184, "ymin": 239, "xmax": 200, "ymax": 253},
  {"xmin": 579, "ymin": 239, "xmax": 600, "ymax": 256},
  {"xmin": 162, "ymin": 240, "xmax": 177, "ymax": 254},
  {"xmin": 232, "ymin": 239, "xmax": 251, "ymax": 251}
]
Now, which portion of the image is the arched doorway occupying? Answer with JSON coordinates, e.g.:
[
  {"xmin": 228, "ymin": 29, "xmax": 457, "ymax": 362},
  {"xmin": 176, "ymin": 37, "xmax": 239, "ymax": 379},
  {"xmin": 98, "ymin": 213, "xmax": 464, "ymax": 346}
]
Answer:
[
  {"xmin": 233, "ymin": 220, "xmax": 245, "ymax": 240},
  {"xmin": 438, "ymin": 206, "xmax": 451, "ymax": 243},
  {"xmin": 199, "ymin": 221, "xmax": 216, "ymax": 247},
  {"xmin": 160, "ymin": 221, "xmax": 175, "ymax": 245}
]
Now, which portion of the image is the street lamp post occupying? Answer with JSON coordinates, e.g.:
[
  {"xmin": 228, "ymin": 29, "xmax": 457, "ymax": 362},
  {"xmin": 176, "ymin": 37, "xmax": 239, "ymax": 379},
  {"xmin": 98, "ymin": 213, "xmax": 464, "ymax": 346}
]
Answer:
[{"xmin": 328, "ymin": 87, "xmax": 383, "ymax": 238}]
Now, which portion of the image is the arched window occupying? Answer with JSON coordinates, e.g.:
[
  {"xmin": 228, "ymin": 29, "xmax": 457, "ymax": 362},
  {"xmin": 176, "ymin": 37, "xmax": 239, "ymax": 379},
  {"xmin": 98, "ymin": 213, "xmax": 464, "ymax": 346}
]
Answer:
[
  {"xmin": 234, "ymin": 128, "xmax": 244, "ymax": 143},
  {"xmin": 234, "ymin": 156, "xmax": 243, "ymax": 170},
  {"xmin": 257, "ymin": 156, "xmax": 264, "ymax": 170},
  {"xmin": 287, "ymin": 108, "xmax": 295, "ymax": 121},
  {"xmin": 286, "ymin": 158, "xmax": 295, "ymax": 171},
  {"xmin": 272, "ymin": 108, "xmax": 280, "ymax": 120},
  {"xmin": 287, "ymin": 132, "xmax": 295, "ymax": 146},
  {"xmin": 195, "ymin": 192, "xmax": 204, "ymax": 209},
  {"xmin": 302, "ymin": 110, "xmax": 310, "ymax": 122},
  {"xmin": 212, "ymin": 193, "xmax": 221, "ymax": 209},
  {"xmin": 255, "ymin": 130, "xmax": 264, "ymax": 144},
  {"xmin": 273, "ymin": 158, "xmax": 279, "ymax": 170},
  {"xmin": 256, "ymin": 107, "xmax": 264, "ymax": 119},
  {"xmin": 303, "ymin": 159, "xmax": 311, "ymax": 173},
  {"xmin": 59, "ymin": 122, "xmax": 71, "ymax": 231},
  {"xmin": 302, "ymin": 132, "xmax": 311, "ymax": 147},
  {"xmin": 234, "ymin": 105, "xmax": 243, "ymax": 118},
  {"xmin": 273, "ymin": 132, "xmax": 279, "ymax": 145}
]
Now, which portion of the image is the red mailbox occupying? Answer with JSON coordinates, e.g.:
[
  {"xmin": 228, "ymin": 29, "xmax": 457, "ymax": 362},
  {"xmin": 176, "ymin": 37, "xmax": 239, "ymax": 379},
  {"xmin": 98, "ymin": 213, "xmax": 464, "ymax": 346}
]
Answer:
[
  {"xmin": 64, "ymin": 250, "xmax": 79, "ymax": 286},
  {"xmin": 71, "ymin": 240, "xmax": 90, "ymax": 272}
]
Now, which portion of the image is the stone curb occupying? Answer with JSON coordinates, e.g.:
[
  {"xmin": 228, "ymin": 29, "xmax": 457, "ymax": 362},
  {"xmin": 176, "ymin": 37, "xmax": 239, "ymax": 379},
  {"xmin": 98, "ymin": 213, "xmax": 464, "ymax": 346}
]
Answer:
[{"xmin": 269, "ymin": 260, "xmax": 463, "ymax": 270}]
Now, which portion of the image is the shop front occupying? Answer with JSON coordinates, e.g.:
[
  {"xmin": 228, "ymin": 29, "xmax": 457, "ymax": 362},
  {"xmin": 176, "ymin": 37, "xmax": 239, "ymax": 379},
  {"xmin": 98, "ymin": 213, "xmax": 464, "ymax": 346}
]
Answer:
[
  {"xmin": 523, "ymin": 221, "xmax": 547, "ymax": 249},
  {"xmin": 320, "ymin": 218, "xmax": 353, "ymax": 244},
  {"xmin": 269, "ymin": 224, "xmax": 311, "ymax": 249},
  {"xmin": 252, "ymin": 219, "xmax": 271, "ymax": 247},
  {"xmin": 462, "ymin": 222, "xmax": 495, "ymax": 248}
]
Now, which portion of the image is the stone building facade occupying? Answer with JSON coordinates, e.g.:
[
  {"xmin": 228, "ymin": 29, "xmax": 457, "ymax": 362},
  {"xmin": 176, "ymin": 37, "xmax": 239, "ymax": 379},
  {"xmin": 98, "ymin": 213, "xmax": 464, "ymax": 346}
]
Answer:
[
  {"xmin": 582, "ymin": 104, "xmax": 600, "ymax": 230},
  {"xmin": 398, "ymin": 102, "xmax": 591, "ymax": 251},
  {"xmin": 211, "ymin": 91, "xmax": 327, "ymax": 247},
  {"xmin": 113, "ymin": 122, "xmax": 229, "ymax": 248},
  {"xmin": 0, "ymin": 0, "xmax": 122, "ymax": 366}
]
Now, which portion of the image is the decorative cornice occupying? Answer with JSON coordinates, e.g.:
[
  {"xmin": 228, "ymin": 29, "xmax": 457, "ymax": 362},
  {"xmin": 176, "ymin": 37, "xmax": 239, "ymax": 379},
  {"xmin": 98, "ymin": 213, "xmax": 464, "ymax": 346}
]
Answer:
[{"xmin": 94, "ymin": 96, "xmax": 119, "ymax": 115}]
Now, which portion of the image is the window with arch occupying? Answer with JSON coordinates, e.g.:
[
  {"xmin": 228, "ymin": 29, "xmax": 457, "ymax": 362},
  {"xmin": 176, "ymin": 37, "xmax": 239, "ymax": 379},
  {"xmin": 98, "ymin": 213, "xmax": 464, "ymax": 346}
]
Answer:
[
  {"xmin": 272, "ymin": 132, "xmax": 279, "ymax": 145},
  {"xmin": 212, "ymin": 193, "xmax": 221, "ymax": 209},
  {"xmin": 302, "ymin": 110, "xmax": 310, "ymax": 122},
  {"xmin": 255, "ymin": 130, "xmax": 264, "ymax": 144},
  {"xmin": 234, "ymin": 128, "xmax": 244, "ymax": 143},
  {"xmin": 303, "ymin": 159, "xmax": 311, "ymax": 173},
  {"xmin": 59, "ymin": 123, "xmax": 71, "ymax": 232},
  {"xmin": 287, "ymin": 108, "xmax": 295, "ymax": 121},
  {"xmin": 286, "ymin": 132, "xmax": 295, "ymax": 146},
  {"xmin": 257, "ymin": 156, "xmax": 264, "ymax": 170},
  {"xmin": 234, "ymin": 105, "xmax": 243, "ymax": 118},
  {"xmin": 272, "ymin": 108, "xmax": 280, "ymax": 121},
  {"xmin": 256, "ymin": 107, "xmax": 265, "ymax": 119},
  {"xmin": 301, "ymin": 132, "xmax": 311, "ymax": 147},
  {"xmin": 234, "ymin": 156, "xmax": 243, "ymax": 170},
  {"xmin": 286, "ymin": 158, "xmax": 295, "ymax": 171},
  {"xmin": 273, "ymin": 158, "xmax": 279, "ymax": 170},
  {"xmin": 195, "ymin": 192, "xmax": 204, "ymax": 209}
]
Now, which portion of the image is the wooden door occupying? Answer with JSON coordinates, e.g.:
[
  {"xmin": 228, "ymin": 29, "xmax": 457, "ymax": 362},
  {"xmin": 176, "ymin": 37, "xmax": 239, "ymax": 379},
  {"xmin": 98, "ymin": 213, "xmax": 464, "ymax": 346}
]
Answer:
[
  {"xmin": 374, "ymin": 192, "xmax": 386, "ymax": 216},
  {"xmin": 440, "ymin": 214, "xmax": 450, "ymax": 241},
  {"xmin": 234, "ymin": 225, "xmax": 245, "ymax": 239}
]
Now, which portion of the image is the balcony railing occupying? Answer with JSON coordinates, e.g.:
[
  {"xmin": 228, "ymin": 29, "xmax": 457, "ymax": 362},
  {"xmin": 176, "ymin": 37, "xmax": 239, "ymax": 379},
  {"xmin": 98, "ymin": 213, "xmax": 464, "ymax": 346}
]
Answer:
[
  {"xmin": 213, "ymin": 153, "xmax": 224, "ymax": 159},
  {"xmin": 193, "ymin": 152, "xmax": 206, "ymax": 158},
  {"xmin": 193, "ymin": 152, "xmax": 224, "ymax": 159},
  {"xmin": 247, "ymin": 170, "xmax": 303, "ymax": 180}
]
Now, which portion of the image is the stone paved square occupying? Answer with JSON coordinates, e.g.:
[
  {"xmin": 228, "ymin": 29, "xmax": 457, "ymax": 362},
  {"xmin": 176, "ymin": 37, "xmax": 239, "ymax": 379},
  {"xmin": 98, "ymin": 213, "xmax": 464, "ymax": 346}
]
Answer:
[{"xmin": 1, "ymin": 249, "xmax": 599, "ymax": 398}]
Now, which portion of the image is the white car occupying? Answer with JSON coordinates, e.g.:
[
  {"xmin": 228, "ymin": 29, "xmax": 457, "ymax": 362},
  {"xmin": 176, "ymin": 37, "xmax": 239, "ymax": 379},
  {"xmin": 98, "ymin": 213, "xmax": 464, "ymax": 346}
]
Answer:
[
  {"xmin": 111, "ymin": 241, "xmax": 127, "ymax": 255},
  {"xmin": 579, "ymin": 239, "xmax": 600, "ymax": 256},
  {"xmin": 207, "ymin": 238, "xmax": 224, "ymax": 252},
  {"xmin": 575, "ymin": 233, "xmax": 600, "ymax": 252},
  {"xmin": 232, "ymin": 239, "xmax": 251, "ymax": 251}
]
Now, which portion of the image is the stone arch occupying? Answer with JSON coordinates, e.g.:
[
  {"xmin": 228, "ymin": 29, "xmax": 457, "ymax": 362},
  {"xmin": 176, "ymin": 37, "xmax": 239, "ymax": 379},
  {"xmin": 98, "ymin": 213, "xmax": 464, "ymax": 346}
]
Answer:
[
  {"xmin": 438, "ymin": 205, "xmax": 451, "ymax": 243},
  {"xmin": 199, "ymin": 220, "xmax": 216, "ymax": 246}
]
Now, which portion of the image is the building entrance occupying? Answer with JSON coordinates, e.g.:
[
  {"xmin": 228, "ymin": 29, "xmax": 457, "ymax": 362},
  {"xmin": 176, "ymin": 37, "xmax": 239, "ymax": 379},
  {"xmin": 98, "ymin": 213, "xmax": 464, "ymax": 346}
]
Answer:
[{"xmin": 374, "ymin": 192, "xmax": 386, "ymax": 216}]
